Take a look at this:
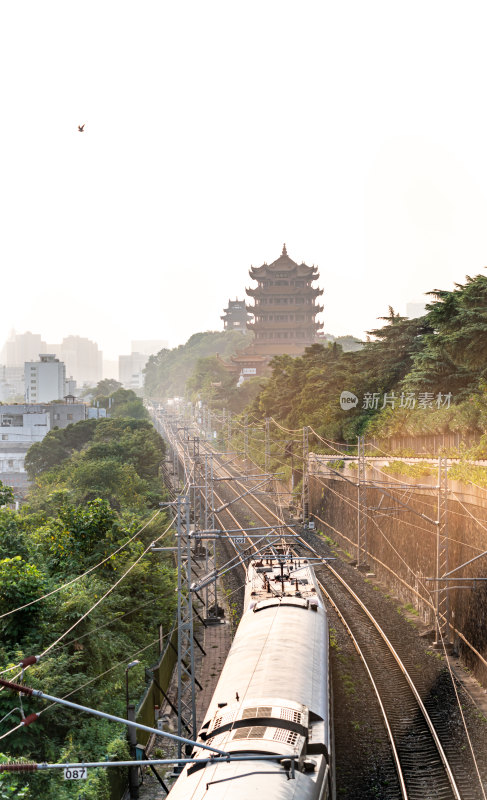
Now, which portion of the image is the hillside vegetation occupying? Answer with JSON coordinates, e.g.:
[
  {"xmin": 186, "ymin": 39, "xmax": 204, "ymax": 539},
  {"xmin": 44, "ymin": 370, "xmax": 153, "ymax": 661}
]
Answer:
[
  {"xmin": 186, "ymin": 275, "xmax": 487, "ymax": 462},
  {"xmin": 0, "ymin": 398, "xmax": 175, "ymax": 800},
  {"xmin": 144, "ymin": 330, "xmax": 253, "ymax": 399}
]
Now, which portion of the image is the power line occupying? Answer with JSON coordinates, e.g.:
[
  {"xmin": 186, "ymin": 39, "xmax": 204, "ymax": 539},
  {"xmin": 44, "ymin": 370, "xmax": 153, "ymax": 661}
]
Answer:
[
  {"xmin": 0, "ymin": 508, "xmax": 163, "ymax": 621},
  {"xmin": 0, "ymin": 515, "xmax": 176, "ymax": 687}
]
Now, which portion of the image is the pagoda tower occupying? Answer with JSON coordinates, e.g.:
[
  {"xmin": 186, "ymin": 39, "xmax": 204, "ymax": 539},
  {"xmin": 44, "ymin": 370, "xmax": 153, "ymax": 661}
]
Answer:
[
  {"xmin": 245, "ymin": 244, "xmax": 324, "ymax": 355},
  {"xmin": 221, "ymin": 298, "xmax": 251, "ymax": 332}
]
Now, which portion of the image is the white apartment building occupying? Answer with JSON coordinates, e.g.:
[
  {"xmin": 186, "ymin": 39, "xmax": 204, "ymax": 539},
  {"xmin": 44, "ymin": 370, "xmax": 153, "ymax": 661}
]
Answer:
[
  {"xmin": 0, "ymin": 408, "xmax": 51, "ymax": 486},
  {"xmin": 25, "ymin": 354, "xmax": 66, "ymax": 403},
  {"xmin": 0, "ymin": 409, "xmax": 51, "ymax": 444},
  {"xmin": 0, "ymin": 402, "xmax": 101, "ymax": 490}
]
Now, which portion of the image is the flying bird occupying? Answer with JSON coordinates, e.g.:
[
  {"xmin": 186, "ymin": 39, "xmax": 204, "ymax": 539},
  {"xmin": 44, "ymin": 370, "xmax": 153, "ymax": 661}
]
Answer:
[{"xmin": 78, "ymin": 124, "xmax": 85, "ymax": 132}]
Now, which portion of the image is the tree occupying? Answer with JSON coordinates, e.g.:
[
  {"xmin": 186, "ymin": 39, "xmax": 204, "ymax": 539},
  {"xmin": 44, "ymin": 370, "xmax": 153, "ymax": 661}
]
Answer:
[
  {"xmin": 110, "ymin": 398, "xmax": 148, "ymax": 419},
  {"xmin": 0, "ymin": 509, "xmax": 30, "ymax": 561},
  {"xmin": 65, "ymin": 457, "xmax": 148, "ymax": 509},
  {"xmin": 144, "ymin": 330, "xmax": 254, "ymax": 399},
  {"xmin": 186, "ymin": 356, "xmax": 238, "ymax": 409},
  {"xmin": 0, "ymin": 481, "xmax": 14, "ymax": 507},
  {"xmin": 0, "ymin": 404, "xmax": 175, "ymax": 800},
  {"xmin": 25, "ymin": 419, "xmax": 98, "ymax": 479},
  {"xmin": 33, "ymin": 498, "xmax": 123, "ymax": 577},
  {"xmin": 0, "ymin": 557, "xmax": 47, "ymax": 645},
  {"xmin": 404, "ymin": 275, "xmax": 487, "ymax": 398},
  {"xmin": 0, "ymin": 754, "xmax": 31, "ymax": 798},
  {"xmin": 95, "ymin": 379, "xmax": 122, "ymax": 396}
]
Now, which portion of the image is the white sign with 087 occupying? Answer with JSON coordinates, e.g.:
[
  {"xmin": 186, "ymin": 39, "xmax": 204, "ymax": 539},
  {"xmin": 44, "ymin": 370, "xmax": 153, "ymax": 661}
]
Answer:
[{"xmin": 64, "ymin": 767, "xmax": 87, "ymax": 780}]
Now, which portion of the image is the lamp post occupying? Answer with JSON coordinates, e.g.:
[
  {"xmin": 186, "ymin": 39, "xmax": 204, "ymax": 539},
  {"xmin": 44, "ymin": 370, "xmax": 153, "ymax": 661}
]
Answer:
[{"xmin": 125, "ymin": 660, "xmax": 140, "ymax": 800}]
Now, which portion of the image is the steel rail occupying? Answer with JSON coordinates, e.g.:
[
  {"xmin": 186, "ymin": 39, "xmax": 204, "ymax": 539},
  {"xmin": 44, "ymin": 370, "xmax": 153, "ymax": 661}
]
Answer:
[
  {"xmin": 162, "ymin": 417, "xmax": 464, "ymax": 797},
  {"xmin": 313, "ymin": 566, "xmax": 462, "ymax": 800},
  {"xmin": 316, "ymin": 575, "xmax": 407, "ymax": 800},
  {"xmin": 192, "ymin": 436, "xmax": 463, "ymax": 800},
  {"xmin": 163, "ymin": 425, "xmax": 253, "ymax": 570}
]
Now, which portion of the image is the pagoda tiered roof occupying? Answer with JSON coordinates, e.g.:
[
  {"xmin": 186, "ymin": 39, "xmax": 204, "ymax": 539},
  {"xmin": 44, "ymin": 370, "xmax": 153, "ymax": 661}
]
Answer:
[
  {"xmin": 247, "ymin": 319, "xmax": 323, "ymax": 331},
  {"xmin": 249, "ymin": 244, "xmax": 319, "ymax": 280},
  {"xmin": 246, "ymin": 285, "xmax": 323, "ymax": 298}
]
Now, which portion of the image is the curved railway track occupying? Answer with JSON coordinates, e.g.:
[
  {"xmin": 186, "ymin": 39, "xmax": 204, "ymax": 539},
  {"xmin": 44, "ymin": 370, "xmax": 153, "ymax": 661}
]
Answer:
[{"xmin": 162, "ymin": 420, "xmax": 482, "ymax": 800}]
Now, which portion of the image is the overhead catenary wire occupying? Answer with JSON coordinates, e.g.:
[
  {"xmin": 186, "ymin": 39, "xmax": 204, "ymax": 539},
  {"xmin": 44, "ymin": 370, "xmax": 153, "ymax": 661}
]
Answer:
[
  {"xmin": 205, "ymin": 431, "xmax": 487, "ymax": 797},
  {"xmin": 217, "ymin": 426, "xmax": 468, "ymax": 631},
  {"xmin": 451, "ymin": 491, "xmax": 487, "ymax": 536},
  {"xmin": 0, "ymin": 512, "xmax": 179, "ymax": 686},
  {"xmin": 0, "ymin": 507, "xmax": 163, "ymax": 622},
  {"xmin": 1, "ymin": 420, "xmax": 192, "ymax": 736},
  {"xmin": 1, "ymin": 574, "xmax": 208, "ymax": 742},
  {"xmin": 37, "ymin": 597, "xmax": 163, "ymax": 657},
  {"xmin": 368, "ymin": 461, "xmax": 487, "ymax": 527},
  {"xmin": 163, "ymin": 412, "xmax": 487, "ymax": 712},
  {"xmin": 433, "ymin": 606, "xmax": 487, "ymax": 800},
  {"xmin": 0, "ymin": 598, "xmax": 156, "ymax": 675},
  {"xmin": 243, "ymin": 416, "xmax": 487, "ymax": 508},
  {"xmin": 367, "ymin": 440, "xmax": 487, "ymax": 490},
  {"xmin": 245, "ymin": 438, "xmax": 433, "ymax": 595},
  {"xmin": 176, "ymin": 408, "xmax": 487, "ymax": 773},
  {"xmin": 267, "ymin": 437, "xmax": 487, "ymax": 554},
  {"xmin": 283, "ymin": 448, "xmax": 487, "ymax": 671},
  {"xmin": 214, "ymin": 430, "xmax": 436, "ymax": 614},
  {"xmin": 0, "ymin": 635, "xmax": 163, "ymax": 741}
]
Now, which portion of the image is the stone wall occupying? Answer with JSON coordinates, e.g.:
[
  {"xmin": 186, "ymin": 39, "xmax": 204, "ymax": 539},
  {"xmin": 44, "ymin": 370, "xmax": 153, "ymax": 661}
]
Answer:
[{"xmin": 310, "ymin": 469, "xmax": 487, "ymax": 685}]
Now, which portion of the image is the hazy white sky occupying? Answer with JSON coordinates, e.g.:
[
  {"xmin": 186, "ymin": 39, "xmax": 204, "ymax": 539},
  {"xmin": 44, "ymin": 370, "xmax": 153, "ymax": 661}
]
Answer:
[{"xmin": 1, "ymin": 1, "xmax": 487, "ymax": 360}]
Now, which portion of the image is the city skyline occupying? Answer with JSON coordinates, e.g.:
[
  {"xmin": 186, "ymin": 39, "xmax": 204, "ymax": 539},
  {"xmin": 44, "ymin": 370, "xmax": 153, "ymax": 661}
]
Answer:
[
  {"xmin": 2, "ymin": 3, "xmax": 487, "ymax": 359},
  {"xmin": 0, "ymin": 332, "xmax": 171, "ymax": 394}
]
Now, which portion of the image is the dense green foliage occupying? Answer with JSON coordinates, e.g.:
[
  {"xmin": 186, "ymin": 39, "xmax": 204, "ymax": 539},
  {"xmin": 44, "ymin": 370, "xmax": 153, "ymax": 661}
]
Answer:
[
  {"xmin": 94, "ymin": 379, "xmax": 123, "ymax": 397},
  {"xmin": 186, "ymin": 355, "xmax": 263, "ymax": 414},
  {"xmin": 225, "ymin": 274, "xmax": 487, "ymax": 453},
  {"xmin": 403, "ymin": 275, "xmax": 487, "ymax": 398},
  {"xmin": 144, "ymin": 330, "xmax": 253, "ymax": 399},
  {"xmin": 320, "ymin": 333, "xmax": 364, "ymax": 352},
  {"xmin": 0, "ymin": 408, "xmax": 176, "ymax": 799},
  {"xmin": 0, "ymin": 481, "xmax": 14, "ymax": 507},
  {"xmin": 94, "ymin": 387, "xmax": 149, "ymax": 418}
]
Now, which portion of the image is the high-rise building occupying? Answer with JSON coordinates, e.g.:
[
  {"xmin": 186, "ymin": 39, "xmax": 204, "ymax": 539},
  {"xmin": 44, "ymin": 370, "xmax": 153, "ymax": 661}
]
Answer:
[
  {"xmin": 119, "ymin": 342, "xmax": 168, "ymax": 393},
  {"xmin": 0, "ymin": 366, "xmax": 24, "ymax": 402},
  {"xmin": 24, "ymin": 354, "xmax": 66, "ymax": 403},
  {"xmin": 1, "ymin": 332, "xmax": 103, "ymax": 397},
  {"xmin": 56, "ymin": 336, "xmax": 103, "ymax": 386},
  {"xmin": 103, "ymin": 360, "xmax": 119, "ymax": 380},
  {"xmin": 119, "ymin": 352, "xmax": 148, "ymax": 390},
  {"xmin": 1, "ymin": 331, "xmax": 48, "ymax": 367}
]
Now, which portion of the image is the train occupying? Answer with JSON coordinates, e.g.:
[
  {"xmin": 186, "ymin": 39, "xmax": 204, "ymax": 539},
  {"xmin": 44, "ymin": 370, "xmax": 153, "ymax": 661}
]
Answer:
[{"xmin": 166, "ymin": 548, "xmax": 333, "ymax": 799}]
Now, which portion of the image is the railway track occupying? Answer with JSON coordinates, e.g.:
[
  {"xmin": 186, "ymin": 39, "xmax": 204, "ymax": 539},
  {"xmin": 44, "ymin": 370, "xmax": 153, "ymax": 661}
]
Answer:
[{"xmin": 160, "ymin": 417, "xmax": 484, "ymax": 799}]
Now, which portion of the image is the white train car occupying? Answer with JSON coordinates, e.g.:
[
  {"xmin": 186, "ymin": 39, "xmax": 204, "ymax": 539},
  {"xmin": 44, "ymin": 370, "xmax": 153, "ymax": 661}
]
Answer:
[{"xmin": 166, "ymin": 550, "xmax": 333, "ymax": 800}]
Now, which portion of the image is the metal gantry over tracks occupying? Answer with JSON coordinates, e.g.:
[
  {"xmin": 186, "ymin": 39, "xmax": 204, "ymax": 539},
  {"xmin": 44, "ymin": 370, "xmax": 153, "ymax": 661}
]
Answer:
[{"xmin": 150, "ymin": 402, "xmax": 484, "ymax": 800}]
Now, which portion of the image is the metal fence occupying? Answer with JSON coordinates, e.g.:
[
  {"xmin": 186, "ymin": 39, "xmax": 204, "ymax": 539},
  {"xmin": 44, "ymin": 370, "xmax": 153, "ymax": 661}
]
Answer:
[
  {"xmin": 368, "ymin": 431, "xmax": 481, "ymax": 455},
  {"xmin": 135, "ymin": 625, "xmax": 178, "ymax": 747}
]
